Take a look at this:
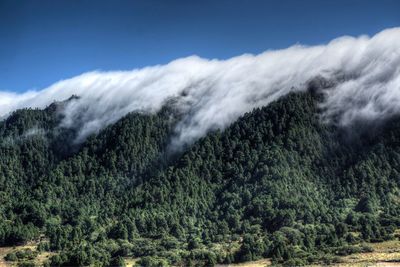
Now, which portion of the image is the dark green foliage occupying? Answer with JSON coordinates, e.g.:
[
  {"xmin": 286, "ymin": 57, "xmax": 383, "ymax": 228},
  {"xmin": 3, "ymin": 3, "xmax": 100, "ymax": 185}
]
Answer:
[
  {"xmin": 108, "ymin": 256, "xmax": 126, "ymax": 267},
  {"xmin": 135, "ymin": 256, "xmax": 168, "ymax": 267},
  {"xmin": 4, "ymin": 252, "xmax": 18, "ymax": 261},
  {"xmin": 4, "ymin": 248, "xmax": 38, "ymax": 264},
  {"xmin": 17, "ymin": 261, "xmax": 36, "ymax": 267},
  {"xmin": 1, "ymin": 92, "xmax": 400, "ymax": 266}
]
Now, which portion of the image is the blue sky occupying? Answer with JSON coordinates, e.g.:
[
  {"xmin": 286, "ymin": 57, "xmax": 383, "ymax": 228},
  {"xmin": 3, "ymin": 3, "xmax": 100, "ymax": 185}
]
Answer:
[{"xmin": 1, "ymin": 0, "xmax": 399, "ymax": 93}]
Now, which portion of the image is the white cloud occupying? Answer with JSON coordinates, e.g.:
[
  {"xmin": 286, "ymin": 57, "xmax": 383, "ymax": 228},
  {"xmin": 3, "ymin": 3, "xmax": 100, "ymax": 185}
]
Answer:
[{"xmin": 1, "ymin": 27, "xmax": 400, "ymax": 146}]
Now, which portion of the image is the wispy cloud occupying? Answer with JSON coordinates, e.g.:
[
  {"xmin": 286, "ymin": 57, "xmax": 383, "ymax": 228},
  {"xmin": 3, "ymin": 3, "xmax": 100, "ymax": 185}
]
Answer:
[{"xmin": 1, "ymin": 28, "xmax": 399, "ymax": 146}]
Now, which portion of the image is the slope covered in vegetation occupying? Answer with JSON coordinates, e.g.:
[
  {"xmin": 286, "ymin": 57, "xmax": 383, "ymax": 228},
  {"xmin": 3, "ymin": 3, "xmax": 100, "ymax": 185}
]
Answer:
[{"xmin": 1, "ymin": 91, "xmax": 400, "ymax": 266}]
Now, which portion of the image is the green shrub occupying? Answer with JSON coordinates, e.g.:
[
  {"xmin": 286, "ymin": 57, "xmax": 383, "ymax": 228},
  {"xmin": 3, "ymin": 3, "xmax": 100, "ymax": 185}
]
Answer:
[{"xmin": 5, "ymin": 252, "xmax": 18, "ymax": 261}]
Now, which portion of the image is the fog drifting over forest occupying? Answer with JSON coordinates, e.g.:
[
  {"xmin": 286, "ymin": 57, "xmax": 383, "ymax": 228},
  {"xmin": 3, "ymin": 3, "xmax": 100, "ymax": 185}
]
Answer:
[{"xmin": 1, "ymin": 27, "xmax": 399, "ymax": 146}]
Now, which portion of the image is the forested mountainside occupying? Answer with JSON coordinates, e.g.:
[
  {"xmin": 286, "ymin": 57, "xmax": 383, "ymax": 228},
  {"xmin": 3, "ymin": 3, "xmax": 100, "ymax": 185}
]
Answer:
[{"xmin": 1, "ymin": 91, "xmax": 400, "ymax": 267}]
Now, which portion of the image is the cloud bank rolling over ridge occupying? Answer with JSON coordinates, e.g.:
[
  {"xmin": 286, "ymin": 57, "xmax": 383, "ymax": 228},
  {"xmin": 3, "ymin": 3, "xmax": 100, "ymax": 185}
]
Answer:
[{"xmin": 1, "ymin": 27, "xmax": 400, "ymax": 146}]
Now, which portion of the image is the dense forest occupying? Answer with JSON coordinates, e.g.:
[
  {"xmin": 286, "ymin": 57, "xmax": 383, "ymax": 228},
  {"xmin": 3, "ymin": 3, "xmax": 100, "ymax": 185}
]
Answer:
[{"xmin": 1, "ymin": 89, "xmax": 400, "ymax": 266}]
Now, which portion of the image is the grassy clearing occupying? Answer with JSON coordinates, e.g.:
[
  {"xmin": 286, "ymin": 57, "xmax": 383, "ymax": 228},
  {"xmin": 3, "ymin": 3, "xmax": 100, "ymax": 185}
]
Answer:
[
  {"xmin": 337, "ymin": 239, "xmax": 400, "ymax": 266},
  {"xmin": 317, "ymin": 237, "xmax": 400, "ymax": 267},
  {"xmin": 0, "ymin": 246, "xmax": 13, "ymax": 266},
  {"xmin": 123, "ymin": 257, "xmax": 140, "ymax": 267},
  {"xmin": 225, "ymin": 236, "xmax": 400, "ymax": 267},
  {"xmin": 0, "ymin": 241, "xmax": 55, "ymax": 267},
  {"xmin": 216, "ymin": 259, "xmax": 271, "ymax": 267}
]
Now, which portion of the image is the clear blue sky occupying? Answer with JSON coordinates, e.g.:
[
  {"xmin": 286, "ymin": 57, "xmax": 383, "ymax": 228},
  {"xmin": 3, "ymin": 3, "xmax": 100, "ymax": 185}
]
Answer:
[{"xmin": 1, "ymin": 0, "xmax": 399, "ymax": 93}]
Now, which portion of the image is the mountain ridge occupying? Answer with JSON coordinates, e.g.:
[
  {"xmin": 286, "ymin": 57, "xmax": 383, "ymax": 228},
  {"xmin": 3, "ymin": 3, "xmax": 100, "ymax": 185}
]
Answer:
[{"xmin": 1, "ymin": 90, "xmax": 400, "ymax": 266}]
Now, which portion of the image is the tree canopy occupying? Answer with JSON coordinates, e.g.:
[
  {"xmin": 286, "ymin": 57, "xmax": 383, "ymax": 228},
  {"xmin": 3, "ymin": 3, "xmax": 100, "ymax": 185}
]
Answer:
[{"xmin": 1, "ymin": 91, "xmax": 400, "ymax": 266}]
